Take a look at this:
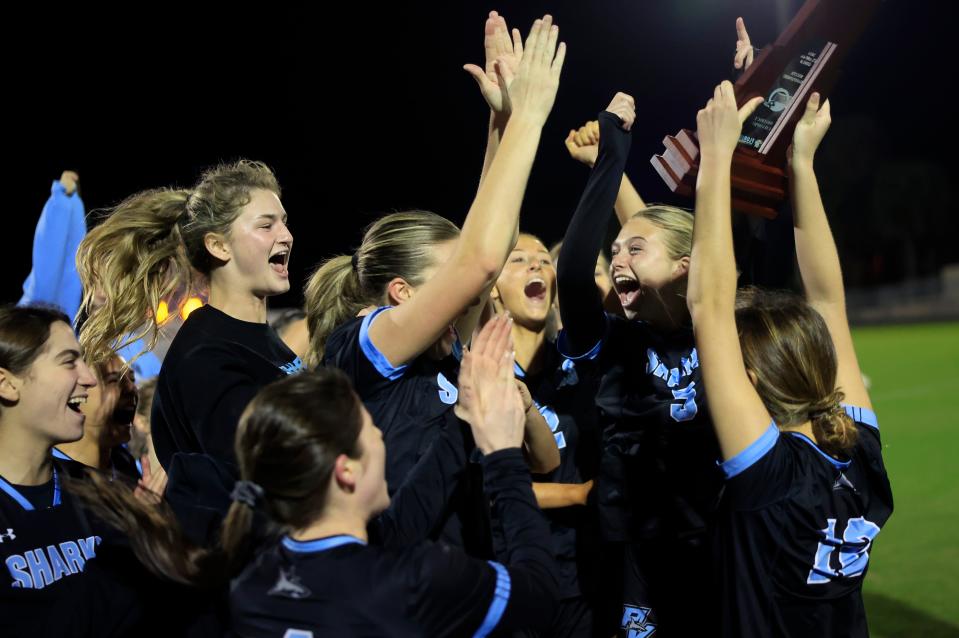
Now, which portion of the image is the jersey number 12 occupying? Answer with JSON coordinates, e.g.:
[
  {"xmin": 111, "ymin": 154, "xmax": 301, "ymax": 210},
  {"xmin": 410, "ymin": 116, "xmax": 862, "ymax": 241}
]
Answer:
[{"xmin": 807, "ymin": 516, "xmax": 881, "ymax": 584}]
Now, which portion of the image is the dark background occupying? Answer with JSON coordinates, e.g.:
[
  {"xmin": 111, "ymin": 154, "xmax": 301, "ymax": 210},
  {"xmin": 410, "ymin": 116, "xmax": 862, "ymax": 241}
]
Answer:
[{"xmin": 4, "ymin": 0, "xmax": 954, "ymax": 309}]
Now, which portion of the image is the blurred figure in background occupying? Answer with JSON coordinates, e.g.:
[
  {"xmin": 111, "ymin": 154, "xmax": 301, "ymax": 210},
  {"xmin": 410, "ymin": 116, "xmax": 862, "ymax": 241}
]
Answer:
[{"xmin": 271, "ymin": 308, "xmax": 310, "ymax": 361}]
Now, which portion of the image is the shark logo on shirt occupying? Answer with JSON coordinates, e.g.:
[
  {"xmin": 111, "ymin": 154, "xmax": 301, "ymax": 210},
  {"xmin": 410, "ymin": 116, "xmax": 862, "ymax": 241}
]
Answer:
[
  {"xmin": 832, "ymin": 473, "xmax": 857, "ymax": 492},
  {"xmin": 268, "ymin": 566, "xmax": 312, "ymax": 599},
  {"xmin": 621, "ymin": 605, "xmax": 657, "ymax": 637}
]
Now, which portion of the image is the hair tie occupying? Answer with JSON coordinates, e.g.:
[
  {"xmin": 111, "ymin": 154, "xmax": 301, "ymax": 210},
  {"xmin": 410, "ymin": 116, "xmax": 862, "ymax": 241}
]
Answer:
[
  {"xmin": 350, "ymin": 251, "xmax": 359, "ymax": 270},
  {"xmin": 231, "ymin": 480, "xmax": 264, "ymax": 508}
]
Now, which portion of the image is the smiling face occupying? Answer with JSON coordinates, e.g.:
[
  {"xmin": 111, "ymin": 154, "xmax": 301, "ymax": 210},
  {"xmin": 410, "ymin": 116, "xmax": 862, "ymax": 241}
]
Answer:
[
  {"xmin": 610, "ymin": 217, "xmax": 689, "ymax": 320},
  {"xmin": 9, "ymin": 322, "xmax": 98, "ymax": 446},
  {"xmin": 81, "ymin": 355, "xmax": 137, "ymax": 448},
  {"xmin": 494, "ymin": 234, "xmax": 556, "ymax": 330},
  {"xmin": 220, "ymin": 188, "xmax": 294, "ymax": 298}
]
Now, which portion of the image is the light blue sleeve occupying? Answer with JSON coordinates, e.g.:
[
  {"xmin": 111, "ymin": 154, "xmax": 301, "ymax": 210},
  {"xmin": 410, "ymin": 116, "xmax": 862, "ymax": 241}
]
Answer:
[
  {"xmin": 117, "ymin": 339, "xmax": 163, "ymax": 380},
  {"xmin": 18, "ymin": 180, "xmax": 86, "ymax": 321}
]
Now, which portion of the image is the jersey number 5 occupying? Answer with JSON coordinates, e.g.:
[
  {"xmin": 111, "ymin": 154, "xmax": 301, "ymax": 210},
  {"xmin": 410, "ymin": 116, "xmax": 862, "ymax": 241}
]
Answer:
[
  {"xmin": 670, "ymin": 382, "xmax": 698, "ymax": 422},
  {"xmin": 807, "ymin": 516, "xmax": 881, "ymax": 584}
]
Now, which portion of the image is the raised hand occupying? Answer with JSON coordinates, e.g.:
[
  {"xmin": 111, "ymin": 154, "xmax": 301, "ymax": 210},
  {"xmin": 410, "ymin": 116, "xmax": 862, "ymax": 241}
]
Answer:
[
  {"xmin": 455, "ymin": 314, "xmax": 525, "ymax": 454},
  {"xmin": 790, "ymin": 92, "xmax": 831, "ymax": 166},
  {"xmin": 696, "ymin": 81, "xmax": 763, "ymax": 161},
  {"xmin": 133, "ymin": 454, "xmax": 168, "ymax": 506},
  {"xmin": 605, "ymin": 92, "xmax": 636, "ymax": 131},
  {"xmin": 734, "ymin": 17, "xmax": 755, "ymax": 70},
  {"xmin": 565, "ymin": 120, "xmax": 599, "ymax": 166},
  {"xmin": 60, "ymin": 170, "xmax": 79, "ymax": 195},
  {"xmin": 500, "ymin": 15, "xmax": 566, "ymax": 126},
  {"xmin": 463, "ymin": 10, "xmax": 524, "ymax": 114}
]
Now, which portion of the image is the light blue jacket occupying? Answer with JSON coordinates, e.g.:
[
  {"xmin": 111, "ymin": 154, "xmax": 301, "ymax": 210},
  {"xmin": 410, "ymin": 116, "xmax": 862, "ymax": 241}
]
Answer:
[{"xmin": 19, "ymin": 179, "xmax": 162, "ymax": 380}]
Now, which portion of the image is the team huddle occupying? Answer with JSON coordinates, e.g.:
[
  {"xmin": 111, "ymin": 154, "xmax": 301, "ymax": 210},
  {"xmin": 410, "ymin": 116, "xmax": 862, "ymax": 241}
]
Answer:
[{"xmin": 0, "ymin": 10, "xmax": 892, "ymax": 638}]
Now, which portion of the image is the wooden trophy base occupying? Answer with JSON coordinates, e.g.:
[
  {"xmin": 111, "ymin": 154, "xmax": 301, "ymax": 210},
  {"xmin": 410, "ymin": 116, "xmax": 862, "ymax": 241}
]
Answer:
[{"xmin": 651, "ymin": 129, "xmax": 786, "ymax": 219}]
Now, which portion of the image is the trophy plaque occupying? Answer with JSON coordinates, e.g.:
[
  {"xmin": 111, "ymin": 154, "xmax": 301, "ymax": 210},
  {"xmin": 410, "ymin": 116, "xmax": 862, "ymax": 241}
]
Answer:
[{"xmin": 650, "ymin": 0, "xmax": 879, "ymax": 218}]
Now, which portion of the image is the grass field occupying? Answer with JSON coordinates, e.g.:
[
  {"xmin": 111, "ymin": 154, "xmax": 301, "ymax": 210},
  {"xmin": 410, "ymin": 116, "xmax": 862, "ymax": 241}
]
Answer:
[{"xmin": 853, "ymin": 322, "xmax": 959, "ymax": 637}]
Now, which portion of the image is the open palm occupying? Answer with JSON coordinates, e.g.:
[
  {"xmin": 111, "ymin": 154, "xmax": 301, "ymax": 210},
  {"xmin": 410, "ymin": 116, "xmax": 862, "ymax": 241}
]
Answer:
[{"xmin": 463, "ymin": 11, "xmax": 523, "ymax": 114}]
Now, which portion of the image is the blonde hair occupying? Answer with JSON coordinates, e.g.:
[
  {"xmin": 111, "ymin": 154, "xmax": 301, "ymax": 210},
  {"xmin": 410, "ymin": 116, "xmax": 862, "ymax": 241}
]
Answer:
[
  {"xmin": 735, "ymin": 287, "xmax": 858, "ymax": 456},
  {"xmin": 77, "ymin": 160, "xmax": 280, "ymax": 364},
  {"xmin": 631, "ymin": 205, "xmax": 694, "ymax": 260},
  {"xmin": 304, "ymin": 211, "xmax": 460, "ymax": 366}
]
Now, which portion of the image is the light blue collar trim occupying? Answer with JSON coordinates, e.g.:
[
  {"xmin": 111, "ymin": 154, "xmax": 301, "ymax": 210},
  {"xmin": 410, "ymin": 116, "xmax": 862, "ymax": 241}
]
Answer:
[
  {"xmin": 281, "ymin": 534, "xmax": 366, "ymax": 554},
  {"xmin": 0, "ymin": 465, "xmax": 61, "ymax": 511},
  {"xmin": 788, "ymin": 432, "xmax": 852, "ymax": 469}
]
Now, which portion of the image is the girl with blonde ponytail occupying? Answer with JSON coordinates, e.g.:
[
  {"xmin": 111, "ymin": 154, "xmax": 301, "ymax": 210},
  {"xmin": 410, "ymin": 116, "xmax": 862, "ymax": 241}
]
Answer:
[
  {"xmin": 76, "ymin": 160, "xmax": 303, "ymax": 544},
  {"xmin": 687, "ymin": 84, "xmax": 893, "ymax": 637},
  {"xmin": 306, "ymin": 14, "xmax": 566, "ymax": 557}
]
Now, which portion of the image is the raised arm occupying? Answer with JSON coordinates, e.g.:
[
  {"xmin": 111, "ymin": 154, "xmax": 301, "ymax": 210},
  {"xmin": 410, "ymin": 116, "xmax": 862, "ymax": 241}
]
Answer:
[
  {"xmin": 464, "ymin": 10, "xmax": 524, "ymax": 189},
  {"xmin": 686, "ymin": 82, "xmax": 769, "ymax": 460},
  {"xmin": 458, "ymin": 10, "xmax": 525, "ymax": 344},
  {"xmin": 790, "ymin": 93, "xmax": 871, "ymax": 409},
  {"xmin": 369, "ymin": 15, "xmax": 566, "ymax": 367},
  {"xmin": 565, "ymin": 119, "xmax": 646, "ymax": 226},
  {"xmin": 19, "ymin": 171, "xmax": 86, "ymax": 320},
  {"xmin": 438, "ymin": 312, "xmax": 558, "ymax": 636},
  {"xmin": 557, "ymin": 95, "xmax": 634, "ymax": 357}
]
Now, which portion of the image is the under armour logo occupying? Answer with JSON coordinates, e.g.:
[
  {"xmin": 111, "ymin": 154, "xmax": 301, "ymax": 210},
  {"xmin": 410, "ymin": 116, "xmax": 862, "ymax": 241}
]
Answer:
[
  {"xmin": 0, "ymin": 528, "xmax": 15, "ymax": 543},
  {"xmin": 621, "ymin": 605, "xmax": 657, "ymax": 637}
]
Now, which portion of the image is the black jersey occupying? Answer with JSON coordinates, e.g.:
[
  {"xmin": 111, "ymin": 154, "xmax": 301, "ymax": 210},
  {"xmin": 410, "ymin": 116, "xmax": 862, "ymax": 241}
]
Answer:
[
  {"xmin": 152, "ymin": 304, "xmax": 303, "ymax": 474},
  {"xmin": 510, "ymin": 342, "xmax": 601, "ymax": 601},
  {"xmin": 0, "ymin": 459, "xmax": 98, "ymax": 594},
  {"xmin": 716, "ymin": 407, "xmax": 893, "ymax": 637},
  {"xmin": 557, "ymin": 110, "xmax": 724, "ymax": 638},
  {"xmin": 230, "ymin": 450, "xmax": 558, "ymax": 638},
  {"xmin": 0, "ymin": 458, "xmax": 112, "ymax": 636},
  {"xmin": 0, "ymin": 457, "xmax": 213, "ymax": 637},
  {"xmin": 559, "ymin": 315, "xmax": 721, "ymax": 544},
  {"xmin": 554, "ymin": 113, "xmax": 722, "ymax": 544},
  {"xmin": 151, "ymin": 305, "xmax": 302, "ymax": 545},
  {"xmin": 325, "ymin": 307, "xmax": 491, "ymax": 556}
]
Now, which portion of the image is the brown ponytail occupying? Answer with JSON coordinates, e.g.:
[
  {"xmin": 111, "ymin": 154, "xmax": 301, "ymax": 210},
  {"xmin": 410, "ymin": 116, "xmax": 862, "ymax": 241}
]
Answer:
[
  {"xmin": 735, "ymin": 287, "xmax": 858, "ymax": 455},
  {"xmin": 809, "ymin": 390, "xmax": 858, "ymax": 457}
]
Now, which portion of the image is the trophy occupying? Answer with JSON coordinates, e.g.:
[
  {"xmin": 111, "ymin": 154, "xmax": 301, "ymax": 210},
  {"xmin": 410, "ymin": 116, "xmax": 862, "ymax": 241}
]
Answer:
[{"xmin": 650, "ymin": 0, "xmax": 880, "ymax": 218}]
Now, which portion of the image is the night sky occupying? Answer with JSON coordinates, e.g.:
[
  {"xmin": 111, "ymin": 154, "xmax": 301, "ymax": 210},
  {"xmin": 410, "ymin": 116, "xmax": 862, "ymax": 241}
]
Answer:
[{"xmin": 5, "ymin": 1, "xmax": 954, "ymax": 308}]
